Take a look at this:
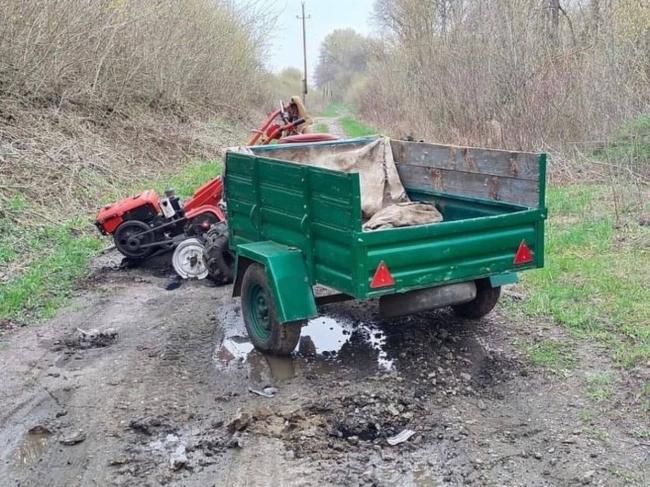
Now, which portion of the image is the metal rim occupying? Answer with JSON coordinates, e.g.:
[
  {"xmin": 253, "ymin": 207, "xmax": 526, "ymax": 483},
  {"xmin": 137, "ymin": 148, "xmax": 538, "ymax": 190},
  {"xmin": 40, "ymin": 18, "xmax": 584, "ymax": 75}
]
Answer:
[
  {"xmin": 172, "ymin": 238, "xmax": 208, "ymax": 279},
  {"xmin": 247, "ymin": 284, "xmax": 271, "ymax": 342}
]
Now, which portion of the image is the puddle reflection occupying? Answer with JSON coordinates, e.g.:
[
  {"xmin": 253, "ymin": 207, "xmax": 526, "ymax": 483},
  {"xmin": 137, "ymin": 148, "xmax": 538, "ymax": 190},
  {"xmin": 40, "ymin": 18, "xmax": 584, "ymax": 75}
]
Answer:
[
  {"xmin": 213, "ymin": 312, "xmax": 394, "ymax": 380},
  {"xmin": 11, "ymin": 428, "xmax": 51, "ymax": 471}
]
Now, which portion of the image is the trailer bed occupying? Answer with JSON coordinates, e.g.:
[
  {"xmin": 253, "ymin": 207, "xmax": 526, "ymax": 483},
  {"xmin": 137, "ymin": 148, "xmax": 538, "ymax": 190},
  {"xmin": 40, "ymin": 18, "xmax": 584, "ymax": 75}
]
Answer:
[{"xmin": 225, "ymin": 136, "xmax": 546, "ymax": 307}]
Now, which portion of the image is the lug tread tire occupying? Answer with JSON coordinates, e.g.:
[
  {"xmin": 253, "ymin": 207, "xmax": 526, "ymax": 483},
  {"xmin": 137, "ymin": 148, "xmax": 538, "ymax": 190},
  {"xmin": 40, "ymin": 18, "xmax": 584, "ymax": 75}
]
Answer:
[{"xmin": 203, "ymin": 225, "xmax": 233, "ymax": 284}]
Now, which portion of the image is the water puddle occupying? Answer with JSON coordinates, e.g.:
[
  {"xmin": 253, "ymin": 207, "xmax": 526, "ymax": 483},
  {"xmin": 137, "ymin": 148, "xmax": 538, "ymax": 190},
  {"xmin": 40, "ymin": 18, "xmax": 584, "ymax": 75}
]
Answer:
[
  {"xmin": 213, "ymin": 309, "xmax": 394, "ymax": 378},
  {"xmin": 299, "ymin": 316, "xmax": 394, "ymax": 370},
  {"xmin": 215, "ymin": 336, "xmax": 254, "ymax": 363},
  {"xmin": 11, "ymin": 427, "xmax": 51, "ymax": 469}
]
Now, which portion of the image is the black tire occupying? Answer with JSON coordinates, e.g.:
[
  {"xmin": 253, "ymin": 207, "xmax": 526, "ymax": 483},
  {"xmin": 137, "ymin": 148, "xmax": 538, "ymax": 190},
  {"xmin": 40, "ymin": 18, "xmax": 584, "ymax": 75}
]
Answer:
[
  {"xmin": 203, "ymin": 224, "xmax": 233, "ymax": 284},
  {"xmin": 452, "ymin": 279, "xmax": 501, "ymax": 319},
  {"xmin": 114, "ymin": 220, "xmax": 155, "ymax": 259},
  {"xmin": 240, "ymin": 263, "xmax": 303, "ymax": 355}
]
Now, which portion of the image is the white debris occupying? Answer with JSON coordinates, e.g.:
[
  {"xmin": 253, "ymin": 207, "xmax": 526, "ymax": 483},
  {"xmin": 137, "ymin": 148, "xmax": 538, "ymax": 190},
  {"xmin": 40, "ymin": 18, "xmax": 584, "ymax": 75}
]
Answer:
[{"xmin": 387, "ymin": 429, "xmax": 416, "ymax": 446}]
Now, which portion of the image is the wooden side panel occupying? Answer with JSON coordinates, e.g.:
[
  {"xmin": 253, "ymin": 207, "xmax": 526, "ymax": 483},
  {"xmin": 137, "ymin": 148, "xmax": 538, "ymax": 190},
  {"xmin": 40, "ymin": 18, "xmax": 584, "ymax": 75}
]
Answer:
[
  {"xmin": 391, "ymin": 140, "xmax": 544, "ymax": 208},
  {"xmin": 397, "ymin": 164, "xmax": 539, "ymax": 207}
]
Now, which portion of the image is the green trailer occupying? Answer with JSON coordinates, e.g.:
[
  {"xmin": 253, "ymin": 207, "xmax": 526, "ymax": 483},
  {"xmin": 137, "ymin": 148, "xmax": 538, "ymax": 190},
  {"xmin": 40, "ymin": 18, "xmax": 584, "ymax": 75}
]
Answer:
[{"xmin": 224, "ymin": 136, "xmax": 547, "ymax": 354}]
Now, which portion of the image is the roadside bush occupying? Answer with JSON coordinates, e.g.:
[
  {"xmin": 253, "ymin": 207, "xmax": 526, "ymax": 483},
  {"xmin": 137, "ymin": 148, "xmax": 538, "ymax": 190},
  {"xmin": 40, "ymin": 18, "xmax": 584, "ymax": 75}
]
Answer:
[
  {"xmin": 0, "ymin": 0, "xmax": 268, "ymax": 224},
  {"xmin": 339, "ymin": 0, "xmax": 650, "ymax": 174},
  {"xmin": 0, "ymin": 0, "xmax": 268, "ymax": 114}
]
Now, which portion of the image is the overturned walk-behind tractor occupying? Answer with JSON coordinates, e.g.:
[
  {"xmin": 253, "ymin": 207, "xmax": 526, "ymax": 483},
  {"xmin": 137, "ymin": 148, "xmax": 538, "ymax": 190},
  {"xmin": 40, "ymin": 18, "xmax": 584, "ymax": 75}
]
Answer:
[{"xmin": 95, "ymin": 177, "xmax": 226, "ymax": 279}]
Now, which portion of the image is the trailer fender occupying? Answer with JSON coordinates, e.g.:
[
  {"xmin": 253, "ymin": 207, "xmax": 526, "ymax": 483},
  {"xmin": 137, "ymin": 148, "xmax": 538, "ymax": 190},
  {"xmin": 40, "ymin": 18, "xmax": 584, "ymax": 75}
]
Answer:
[{"xmin": 233, "ymin": 241, "xmax": 317, "ymax": 323}]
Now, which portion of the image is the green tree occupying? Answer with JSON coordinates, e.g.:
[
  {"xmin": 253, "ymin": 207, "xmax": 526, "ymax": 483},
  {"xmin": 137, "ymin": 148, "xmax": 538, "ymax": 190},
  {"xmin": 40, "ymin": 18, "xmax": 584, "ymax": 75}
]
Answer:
[{"xmin": 314, "ymin": 29, "xmax": 372, "ymax": 100}]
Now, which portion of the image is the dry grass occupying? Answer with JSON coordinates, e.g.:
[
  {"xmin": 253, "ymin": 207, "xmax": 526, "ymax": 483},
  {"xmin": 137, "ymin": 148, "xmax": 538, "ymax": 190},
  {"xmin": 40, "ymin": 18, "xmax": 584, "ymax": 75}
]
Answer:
[
  {"xmin": 0, "ymin": 101, "xmax": 243, "ymax": 219},
  {"xmin": 0, "ymin": 1, "xmax": 269, "ymax": 115},
  {"xmin": 0, "ymin": 0, "xmax": 269, "ymax": 224},
  {"xmin": 356, "ymin": 0, "xmax": 649, "ymax": 166}
]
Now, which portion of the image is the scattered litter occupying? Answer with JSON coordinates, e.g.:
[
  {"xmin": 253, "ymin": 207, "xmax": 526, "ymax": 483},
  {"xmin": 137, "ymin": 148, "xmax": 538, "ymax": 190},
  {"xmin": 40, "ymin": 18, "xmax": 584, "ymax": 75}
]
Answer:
[
  {"xmin": 165, "ymin": 279, "xmax": 183, "ymax": 291},
  {"xmin": 227, "ymin": 433, "xmax": 244, "ymax": 449},
  {"xmin": 59, "ymin": 430, "xmax": 86, "ymax": 446},
  {"xmin": 249, "ymin": 387, "xmax": 275, "ymax": 398},
  {"xmin": 386, "ymin": 429, "xmax": 416, "ymax": 446},
  {"xmin": 0, "ymin": 318, "xmax": 23, "ymax": 332},
  {"xmin": 129, "ymin": 416, "xmax": 165, "ymax": 435},
  {"xmin": 169, "ymin": 444, "xmax": 188, "ymax": 470},
  {"xmin": 386, "ymin": 404, "xmax": 400, "ymax": 416},
  {"xmin": 108, "ymin": 456, "xmax": 130, "ymax": 466}
]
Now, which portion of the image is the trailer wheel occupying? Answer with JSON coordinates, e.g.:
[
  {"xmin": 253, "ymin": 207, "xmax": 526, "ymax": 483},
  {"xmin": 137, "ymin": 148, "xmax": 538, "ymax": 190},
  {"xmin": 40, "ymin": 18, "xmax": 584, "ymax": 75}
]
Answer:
[
  {"xmin": 452, "ymin": 279, "xmax": 501, "ymax": 319},
  {"xmin": 241, "ymin": 263, "xmax": 303, "ymax": 355}
]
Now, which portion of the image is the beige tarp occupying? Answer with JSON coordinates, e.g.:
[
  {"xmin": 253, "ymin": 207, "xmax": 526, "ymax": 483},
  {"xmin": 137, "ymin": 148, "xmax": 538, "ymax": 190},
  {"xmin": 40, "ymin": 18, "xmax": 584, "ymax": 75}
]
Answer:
[{"xmin": 238, "ymin": 137, "xmax": 443, "ymax": 230}]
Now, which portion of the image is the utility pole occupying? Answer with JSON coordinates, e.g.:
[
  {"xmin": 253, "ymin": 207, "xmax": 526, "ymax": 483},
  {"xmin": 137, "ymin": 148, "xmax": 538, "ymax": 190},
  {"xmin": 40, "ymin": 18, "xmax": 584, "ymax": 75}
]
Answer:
[{"xmin": 297, "ymin": 1, "xmax": 309, "ymax": 103}]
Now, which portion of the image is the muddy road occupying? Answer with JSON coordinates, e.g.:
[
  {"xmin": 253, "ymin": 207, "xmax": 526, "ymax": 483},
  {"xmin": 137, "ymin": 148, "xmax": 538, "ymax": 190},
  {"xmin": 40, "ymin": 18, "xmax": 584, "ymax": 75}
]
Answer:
[{"xmin": 1, "ymin": 253, "xmax": 648, "ymax": 486}]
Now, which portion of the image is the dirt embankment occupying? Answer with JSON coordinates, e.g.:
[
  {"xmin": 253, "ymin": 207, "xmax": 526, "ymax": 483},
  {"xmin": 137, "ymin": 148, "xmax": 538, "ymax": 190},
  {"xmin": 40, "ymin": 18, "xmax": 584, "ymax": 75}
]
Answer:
[
  {"xmin": 0, "ymin": 253, "xmax": 648, "ymax": 486},
  {"xmin": 0, "ymin": 98, "xmax": 244, "ymax": 219}
]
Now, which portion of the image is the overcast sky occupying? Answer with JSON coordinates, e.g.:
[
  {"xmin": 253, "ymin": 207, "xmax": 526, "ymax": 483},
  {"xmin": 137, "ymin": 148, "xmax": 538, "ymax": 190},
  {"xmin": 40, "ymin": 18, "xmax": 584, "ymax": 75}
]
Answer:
[{"xmin": 265, "ymin": 0, "xmax": 375, "ymax": 76}]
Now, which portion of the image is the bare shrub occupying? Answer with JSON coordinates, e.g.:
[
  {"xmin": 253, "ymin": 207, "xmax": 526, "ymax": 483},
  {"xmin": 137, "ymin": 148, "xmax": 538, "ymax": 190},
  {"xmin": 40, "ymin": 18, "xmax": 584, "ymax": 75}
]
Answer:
[
  {"xmin": 355, "ymin": 0, "xmax": 649, "ymax": 165},
  {"xmin": 0, "ymin": 0, "xmax": 268, "ymax": 114},
  {"xmin": 0, "ymin": 1, "xmax": 269, "ymax": 224}
]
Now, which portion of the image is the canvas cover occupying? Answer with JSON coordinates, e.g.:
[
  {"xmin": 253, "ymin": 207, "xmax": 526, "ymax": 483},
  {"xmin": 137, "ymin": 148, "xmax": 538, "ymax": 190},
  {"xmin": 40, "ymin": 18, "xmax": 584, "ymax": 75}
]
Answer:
[{"xmin": 238, "ymin": 137, "xmax": 443, "ymax": 230}]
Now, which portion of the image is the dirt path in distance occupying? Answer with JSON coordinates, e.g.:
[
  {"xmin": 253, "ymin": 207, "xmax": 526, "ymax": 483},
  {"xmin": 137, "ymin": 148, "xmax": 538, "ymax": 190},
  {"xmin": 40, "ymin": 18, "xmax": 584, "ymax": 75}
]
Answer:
[
  {"xmin": 0, "ymin": 251, "xmax": 648, "ymax": 486},
  {"xmin": 314, "ymin": 116, "xmax": 346, "ymax": 138}
]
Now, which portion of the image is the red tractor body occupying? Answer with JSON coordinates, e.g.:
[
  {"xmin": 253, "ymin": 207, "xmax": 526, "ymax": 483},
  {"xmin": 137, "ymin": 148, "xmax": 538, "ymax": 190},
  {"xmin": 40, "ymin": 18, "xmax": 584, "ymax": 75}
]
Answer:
[
  {"xmin": 96, "ymin": 190, "xmax": 162, "ymax": 235},
  {"xmin": 94, "ymin": 96, "xmax": 336, "ymax": 275},
  {"xmin": 95, "ymin": 177, "xmax": 225, "ymax": 260}
]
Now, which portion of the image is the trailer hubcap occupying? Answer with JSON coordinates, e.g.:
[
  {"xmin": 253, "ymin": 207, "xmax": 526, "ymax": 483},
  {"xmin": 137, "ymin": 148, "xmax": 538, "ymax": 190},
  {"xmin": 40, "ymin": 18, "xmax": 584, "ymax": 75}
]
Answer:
[{"xmin": 248, "ymin": 285, "xmax": 271, "ymax": 340}]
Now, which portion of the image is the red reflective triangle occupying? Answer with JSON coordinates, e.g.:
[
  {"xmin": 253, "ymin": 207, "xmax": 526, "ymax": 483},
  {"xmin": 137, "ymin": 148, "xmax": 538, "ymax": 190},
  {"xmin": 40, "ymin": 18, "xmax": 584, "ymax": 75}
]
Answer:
[
  {"xmin": 371, "ymin": 261, "xmax": 395, "ymax": 288},
  {"xmin": 514, "ymin": 240, "xmax": 534, "ymax": 265}
]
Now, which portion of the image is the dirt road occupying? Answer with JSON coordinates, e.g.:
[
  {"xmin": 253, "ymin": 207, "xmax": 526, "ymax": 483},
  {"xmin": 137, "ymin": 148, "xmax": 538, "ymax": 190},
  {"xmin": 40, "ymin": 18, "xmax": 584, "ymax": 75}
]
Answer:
[
  {"xmin": 314, "ymin": 117, "xmax": 345, "ymax": 138},
  {"xmin": 1, "ymin": 252, "xmax": 648, "ymax": 486}
]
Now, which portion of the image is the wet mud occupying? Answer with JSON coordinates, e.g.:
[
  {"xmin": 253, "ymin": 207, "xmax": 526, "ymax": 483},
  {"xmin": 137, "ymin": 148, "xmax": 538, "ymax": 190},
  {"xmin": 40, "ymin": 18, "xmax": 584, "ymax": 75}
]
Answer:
[{"xmin": 0, "ymin": 250, "xmax": 648, "ymax": 486}]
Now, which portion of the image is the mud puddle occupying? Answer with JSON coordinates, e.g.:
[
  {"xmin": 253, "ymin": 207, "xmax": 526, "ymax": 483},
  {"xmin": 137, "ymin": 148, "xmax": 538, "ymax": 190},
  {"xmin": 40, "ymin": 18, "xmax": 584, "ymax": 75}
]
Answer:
[
  {"xmin": 10, "ymin": 427, "xmax": 52, "ymax": 470},
  {"xmin": 213, "ymin": 308, "xmax": 394, "ymax": 380}
]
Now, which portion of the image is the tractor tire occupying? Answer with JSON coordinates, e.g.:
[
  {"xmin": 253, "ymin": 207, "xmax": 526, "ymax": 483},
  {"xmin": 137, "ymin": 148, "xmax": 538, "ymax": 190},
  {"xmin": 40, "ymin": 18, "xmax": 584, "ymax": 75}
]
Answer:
[
  {"xmin": 203, "ymin": 224, "xmax": 233, "ymax": 284},
  {"xmin": 452, "ymin": 278, "xmax": 501, "ymax": 319},
  {"xmin": 240, "ymin": 263, "xmax": 303, "ymax": 355}
]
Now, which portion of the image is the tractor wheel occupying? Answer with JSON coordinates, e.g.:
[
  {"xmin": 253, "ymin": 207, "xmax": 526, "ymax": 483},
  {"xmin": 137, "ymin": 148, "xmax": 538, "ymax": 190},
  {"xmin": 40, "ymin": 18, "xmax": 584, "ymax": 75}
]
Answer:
[
  {"xmin": 452, "ymin": 278, "xmax": 501, "ymax": 319},
  {"xmin": 202, "ymin": 224, "xmax": 233, "ymax": 284},
  {"xmin": 114, "ymin": 220, "xmax": 155, "ymax": 259},
  {"xmin": 172, "ymin": 238, "xmax": 209, "ymax": 279},
  {"xmin": 240, "ymin": 263, "xmax": 303, "ymax": 355}
]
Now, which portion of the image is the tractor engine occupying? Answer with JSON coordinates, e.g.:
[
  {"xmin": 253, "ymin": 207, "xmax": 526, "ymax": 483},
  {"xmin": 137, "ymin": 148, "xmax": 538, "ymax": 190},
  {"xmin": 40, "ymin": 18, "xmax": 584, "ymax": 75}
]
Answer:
[{"xmin": 159, "ymin": 188, "xmax": 183, "ymax": 220}]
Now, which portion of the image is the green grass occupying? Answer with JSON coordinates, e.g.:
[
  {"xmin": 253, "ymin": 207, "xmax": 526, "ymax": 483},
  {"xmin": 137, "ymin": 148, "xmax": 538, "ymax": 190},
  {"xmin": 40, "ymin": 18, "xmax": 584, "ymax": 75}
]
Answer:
[
  {"xmin": 592, "ymin": 114, "xmax": 650, "ymax": 168},
  {"xmin": 0, "ymin": 219, "xmax": 102, "ymax": 320},
  {"xmin": 339, "ymin": 116, "xmax": 377, "ymax": 137},
  {"xmin": 586, "ymin": 372, "xmax": 614, "ymax": 402},
  {"xmin": 0, "ymin": 158, "xmax": 221, "ymax": 323},
  {"xmin": 158, "ymin": 159, "xmax": 221, "ymax": 198},
  {"xmin": 526, "ymin": 339, "xmax": 576, "ymax": 369},
  {"xmin": 517, "ymin": 183, "xmax": 650, "ymax": 366},
  {"xmin": 320, "ymin": 101, "xmax": 347, "ymax": 118},
  {"xmin": 314, "ymin": 122, "xmax": 329, "ymax": 133},
  {"xmin": 577, "ymin": 409, "xmax": 594, "ymax": 422}
]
